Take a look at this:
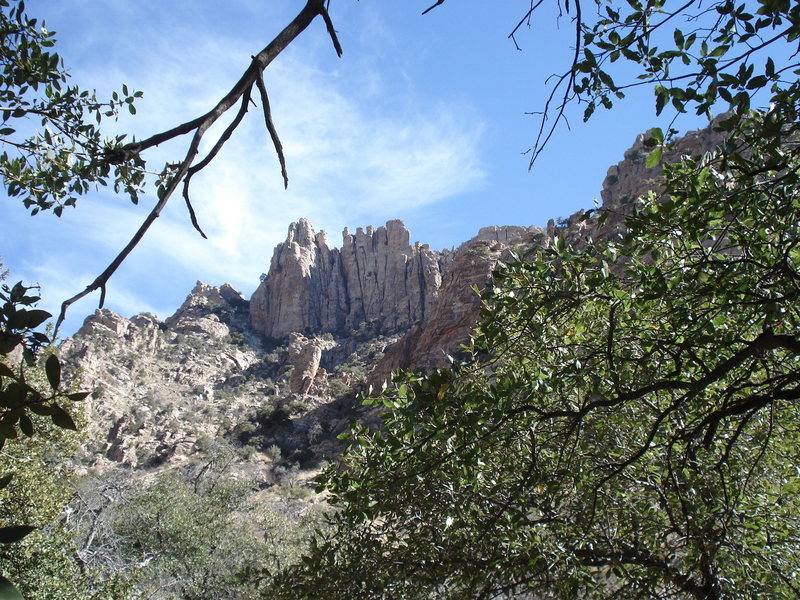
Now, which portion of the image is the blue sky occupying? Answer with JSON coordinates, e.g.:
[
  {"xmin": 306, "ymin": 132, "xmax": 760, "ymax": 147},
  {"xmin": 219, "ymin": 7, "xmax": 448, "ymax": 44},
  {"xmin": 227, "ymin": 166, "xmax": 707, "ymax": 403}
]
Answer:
[{"xmin": 2, "ymin": 1, "xmax": 711, "ymax": 335}]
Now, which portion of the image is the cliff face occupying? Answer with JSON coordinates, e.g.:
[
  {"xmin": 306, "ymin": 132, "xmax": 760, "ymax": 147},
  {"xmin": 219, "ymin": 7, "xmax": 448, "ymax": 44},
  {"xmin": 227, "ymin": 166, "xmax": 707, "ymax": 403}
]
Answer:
[
  {"xmin": 250, "ymin": 219, "xmax": 442, "ymax": 338},
  {"xmin": 371, "ymin": 226, "xmax": 545, "ymax": 382},
  {"xmin": 62, "ymin": 121, "xmax": 730, "ymax": 473},
  {"xmin": 374, "ymin": 122, "xmax": 729, "ymax": 381}
]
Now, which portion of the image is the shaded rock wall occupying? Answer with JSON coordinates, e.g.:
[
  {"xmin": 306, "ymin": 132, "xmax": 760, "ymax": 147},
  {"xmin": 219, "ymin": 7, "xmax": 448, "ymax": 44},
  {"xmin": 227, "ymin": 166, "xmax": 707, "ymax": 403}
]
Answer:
[{"xmin": 370, "ymin": 228, "xmax": 545, "ymax": 384}]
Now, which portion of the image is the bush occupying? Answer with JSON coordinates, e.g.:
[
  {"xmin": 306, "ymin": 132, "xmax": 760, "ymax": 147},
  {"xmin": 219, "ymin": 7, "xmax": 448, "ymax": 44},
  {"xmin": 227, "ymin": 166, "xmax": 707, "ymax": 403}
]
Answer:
[{"xmin": 266, "ymin": 444, "xmax": 282, "ymax": 462}]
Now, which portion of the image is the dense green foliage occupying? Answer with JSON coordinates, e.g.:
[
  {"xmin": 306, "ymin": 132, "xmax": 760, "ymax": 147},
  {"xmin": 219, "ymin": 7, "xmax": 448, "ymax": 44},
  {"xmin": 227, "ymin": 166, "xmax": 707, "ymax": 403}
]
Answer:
[
  {"xmin": 0, "ymin": 259, "xmax": 94, "ymax": 598},
  {"xmin": 0, "ymin": 359, "xmax": 129, "ymax": 600},
  {"xmin": 0, "ymin": 0, "xmax": 143, "ymax": 214},
  {"xmin": 106, "ymin": 454, "xmax": 325, "ymax": 600},
  {"xmin": 0, "ymin": 279, "xmax": 88, "ymax": 440},
  {"xmin": 280, "ymin": 139, "xmax": 800, "ymax": 596},
  {"xmin": 0, "ymin": 0, "xmax": 138, "ymax": 589},
  {"xmin": 273, "ymin": 1, "xmax": 800, "ymax": 598}
]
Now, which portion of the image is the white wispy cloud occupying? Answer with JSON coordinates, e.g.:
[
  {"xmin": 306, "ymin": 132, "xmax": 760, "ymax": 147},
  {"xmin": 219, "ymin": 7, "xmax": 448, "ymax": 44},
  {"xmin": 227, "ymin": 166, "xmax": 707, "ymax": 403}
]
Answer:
[{"xmin": 1, "ymin": 2, "xmax": 486, "ymax": 335}]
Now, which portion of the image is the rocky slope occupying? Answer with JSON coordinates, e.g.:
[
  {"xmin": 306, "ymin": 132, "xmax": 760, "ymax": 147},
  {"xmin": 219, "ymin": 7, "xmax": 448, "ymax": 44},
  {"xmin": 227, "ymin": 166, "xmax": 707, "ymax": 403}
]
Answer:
[
  {"xmin": 61, "ymin": 281, "xmax": 393, "ymax": 474},
  {"xmin": 61, "ymin": 121, "xmax": 728, "ymax": 476}
]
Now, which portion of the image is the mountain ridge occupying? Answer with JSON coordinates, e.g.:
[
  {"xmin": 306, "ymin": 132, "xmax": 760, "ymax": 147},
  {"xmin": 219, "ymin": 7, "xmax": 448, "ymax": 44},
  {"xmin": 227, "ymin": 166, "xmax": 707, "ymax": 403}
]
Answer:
[{"xmin": 61, "ymin": 121, "xmax": 727, "ymax": 473}]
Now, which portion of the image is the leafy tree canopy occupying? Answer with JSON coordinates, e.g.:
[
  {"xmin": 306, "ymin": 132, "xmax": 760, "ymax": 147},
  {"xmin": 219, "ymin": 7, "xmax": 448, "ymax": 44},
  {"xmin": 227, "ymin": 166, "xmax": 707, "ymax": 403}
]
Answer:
[
  {"xmin": 0, "ymin": 0, "xmax": 143, "ymax": 215},
  {"xmin": 0, "ymin": 349, "xmax": 130, "ymax": 600},
  {"xmin": 272, "ymin": 0, "xmax": 800, "ymax": 598}
]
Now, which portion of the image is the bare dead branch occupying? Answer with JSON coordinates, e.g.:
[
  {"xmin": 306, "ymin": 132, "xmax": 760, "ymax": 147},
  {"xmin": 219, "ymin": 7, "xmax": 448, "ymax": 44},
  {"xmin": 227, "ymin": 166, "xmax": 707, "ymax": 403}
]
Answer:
[
  {"xmin": 421, "ymin": 0, "xmax": 445, "ymax": 16},
  {"xmin": 319, "ymin": 2, "xmax": 343, "ymax": 57},
  {"xmin": 183, "ymin": 193, "xmax": 207, "ymax": 239},
  {"xmin": 55, "ymin": 0, "xmax": 338, "ymax": 336},
  {"xmin": 255, "ymin": 73, "xmax": 288, "ymax": 189},
  {"xmin": 508, "ymin": 0, "xmax": 546, "ymax": 51},
  {"xmin": 527, "ymin": 0, "xmax": 582, "ymax": 170},
  {"xmin": 182, "ymin": 85, "xmax": 255, "ymax": 237}
]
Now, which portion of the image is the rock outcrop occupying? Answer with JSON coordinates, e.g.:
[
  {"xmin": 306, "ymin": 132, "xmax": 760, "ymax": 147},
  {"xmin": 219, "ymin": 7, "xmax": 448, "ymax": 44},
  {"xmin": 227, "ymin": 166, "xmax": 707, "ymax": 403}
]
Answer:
[
  {"xmin": 61, "ymin": 283, "xmax": 261, "ymax": 469},
  {"xmin": 250, "ymin": 219, "xmax": 442, "ymax": 338},
  {"xmin": 165, "ymin": 281, "xmax": 248, "ymax": 339},
  {"xmin": 371, "ymin": 227, "xmax": 545, "ymax": 383},
  {"xmin": 287, "ymin": 333, "xmax": 336, "ymax": 396},
  {"xmin": 61, "ymin": 120, "xmax": 732, "ymax": 473},
  {"xmin": 373, "ymin": 122, "xmax": 729, "ymax": 382}
]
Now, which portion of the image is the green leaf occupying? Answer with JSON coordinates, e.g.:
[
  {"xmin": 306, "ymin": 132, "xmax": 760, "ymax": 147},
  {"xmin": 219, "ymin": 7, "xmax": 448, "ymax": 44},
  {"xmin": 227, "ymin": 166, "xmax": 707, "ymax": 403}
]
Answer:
[
  {"xmin": 49, "ymin": 404, "xmax": 76, "ymax": 430},
  {"xmin": 27, "ymin": 400, "xmax": 54, "ymax": 416},
  {"xmin": 709, "ymin": 44, "xmax": 730, "ymax": 57},
  {"xmin": 646, "ymin": 146, "xmax": 663, "ymax": 168},
  {"xmin": 655, "ymin": 90, "xmax": 666, "ymax": 115},
  {"xmin": 18, "ymin": 414, "xmax": 32, "ymax": 437},
  {"xmin": 648, "ymin": 127, "xmax": 664, "ymax": 143},
  {"xmin": 44, "ymin": 354, "xmax": 60, "ymax": 390},
  {"xmin": 0, "ymin": 576, "xmax": 24, "ymax": 600},
  {"xmin": 24, "ymin": 309, "xmax": 50, "ymax": 329},
  {"xmin": 0, "ymin": 525, "xmax": 35, "ymax": 543}
]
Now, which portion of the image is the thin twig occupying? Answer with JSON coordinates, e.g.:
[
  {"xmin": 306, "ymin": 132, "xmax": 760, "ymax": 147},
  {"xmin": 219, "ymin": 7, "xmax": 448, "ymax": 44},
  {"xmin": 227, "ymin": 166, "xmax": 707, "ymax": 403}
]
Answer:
[
  {"xmin": 255, "ymin": 73, "xmax": 288, "ymax": 189},
  {"xmin": 182, "ymin": 85, "xmax": 255, "ymax": 236},
  {"xmin": 421, "ymin": 0, "xmax": 445, "ymax": 16},
  {"xmin": 55, "ymin": 0, "xmax": 337, "ymax": 336},
  {"xmin": 528, "ymin": 0, "xmax": 582, "ymax": 169},
  {"xmin": 508, "ymin": 0, "xmax": 546, "ymax": 51}
]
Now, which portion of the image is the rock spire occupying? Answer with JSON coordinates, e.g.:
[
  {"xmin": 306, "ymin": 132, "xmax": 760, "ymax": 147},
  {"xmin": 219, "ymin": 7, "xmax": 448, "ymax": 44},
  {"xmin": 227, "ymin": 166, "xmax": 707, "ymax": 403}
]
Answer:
[{"xmin": 250, "ymin": 219, "xmax": 442, "ymax": 338}]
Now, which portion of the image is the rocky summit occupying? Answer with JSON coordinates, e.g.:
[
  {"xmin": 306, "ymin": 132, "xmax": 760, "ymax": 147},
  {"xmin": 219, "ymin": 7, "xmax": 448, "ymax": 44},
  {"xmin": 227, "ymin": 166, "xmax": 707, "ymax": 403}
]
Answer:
[
  {"xmin": 61, "ymin": 122, "xmax": 727, "ymax": 476},
  {"xmin": 60, "ymin": 220, "xmax": 550, "ymax": 473},
  {"xmin": 249, "ymin": 218, "xmax": 446, "ymax": 338}
]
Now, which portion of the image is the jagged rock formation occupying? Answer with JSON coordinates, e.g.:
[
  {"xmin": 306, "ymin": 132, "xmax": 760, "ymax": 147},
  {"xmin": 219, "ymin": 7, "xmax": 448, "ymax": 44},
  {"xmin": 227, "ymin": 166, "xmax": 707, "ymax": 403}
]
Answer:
[
  {"xmin": 600, "ymin": 124, "xmax": 724, "ymax": 210},
  {"xmin": 61, "ymin": 283, "xmax": 263, "ymax": 469},
  {"xmin": 61, "ymin": 120, "xmax": 730, "ymax": 474},
  {"xmin": 374, "ymin": 122, "xmax": 729, "ymax": 381},
  {"xmin": 472, "ymin": 225, "xmax": 540, "ymax": 244},
  {"xmin": 164, "ymin": 281, "xmax": 245, "ymax": 338},
  {"xmin": 250, "ymin": 219, "xmax": 443, "ymax": 338},
  {"xmin": 287, "ymin": 333, "xmax": 336, "ymax": 395},
  {"xmin": 61, "ymin": 280, "xmax": 383, "ymax": 472},
  {"xmin": 371, "ymin": 228, "xmax": 545, "ymax": 383}
]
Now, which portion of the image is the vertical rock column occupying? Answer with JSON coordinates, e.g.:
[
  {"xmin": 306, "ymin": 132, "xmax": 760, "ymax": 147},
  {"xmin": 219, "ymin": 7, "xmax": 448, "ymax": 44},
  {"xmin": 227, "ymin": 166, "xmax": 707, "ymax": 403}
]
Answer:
[
  {"xmin": 250, "ymin": 219, "xmax": 342, "ymax": 338},
  {"xmin": 250, "ymin": 219, "xmax": 443, "ymax": 338}
]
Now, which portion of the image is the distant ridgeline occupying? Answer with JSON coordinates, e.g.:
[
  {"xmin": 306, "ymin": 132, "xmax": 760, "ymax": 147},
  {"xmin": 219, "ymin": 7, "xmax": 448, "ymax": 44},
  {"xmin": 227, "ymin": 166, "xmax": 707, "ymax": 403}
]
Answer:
[{"xmin": 60, "ymin": 121, "xmax": 725, "ymax": 472}]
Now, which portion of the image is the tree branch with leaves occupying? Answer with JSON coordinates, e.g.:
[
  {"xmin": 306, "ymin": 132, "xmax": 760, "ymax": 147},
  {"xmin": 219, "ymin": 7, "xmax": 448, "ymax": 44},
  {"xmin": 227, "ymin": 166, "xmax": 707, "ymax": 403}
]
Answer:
[
  {"xmin": 53, "ymin": 0, "xmax": 343, "ymax": 335},
  {"xmin": 270, "ymin": 1, "xmax": 800, "ymax": 598}
]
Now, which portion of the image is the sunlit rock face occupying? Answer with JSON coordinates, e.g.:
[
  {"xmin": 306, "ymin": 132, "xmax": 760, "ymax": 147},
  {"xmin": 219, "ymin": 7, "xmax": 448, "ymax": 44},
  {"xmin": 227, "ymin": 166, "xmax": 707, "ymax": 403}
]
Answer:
[
  {"xmin": 60, "ymin": 283, "xmax": 259, "ymax": 470},
  {"xmin": 287, "ymin": 332, "xmax": 336, "ymax": 396},
  {"xmin": 249, "ymin": 219, "xmax": 443, "ymax": 338},
  {"xmin": 164, "ymin": 281, "xmax": 245, "ymax": 339},
  {"xmin": 370, "ymin": 226, "xmax": 545, "ymax": 385},
  {"xmin": 57, "ymin": 120, "xmax": 731, "ymax": 474}
]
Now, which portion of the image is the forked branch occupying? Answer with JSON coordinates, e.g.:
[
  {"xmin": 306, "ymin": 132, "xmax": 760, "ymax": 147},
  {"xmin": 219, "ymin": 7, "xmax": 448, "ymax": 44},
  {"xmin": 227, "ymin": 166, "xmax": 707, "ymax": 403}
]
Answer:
[{"xmin": 55, "ymin": 0, "xmax": 341, "ymax": 336}]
